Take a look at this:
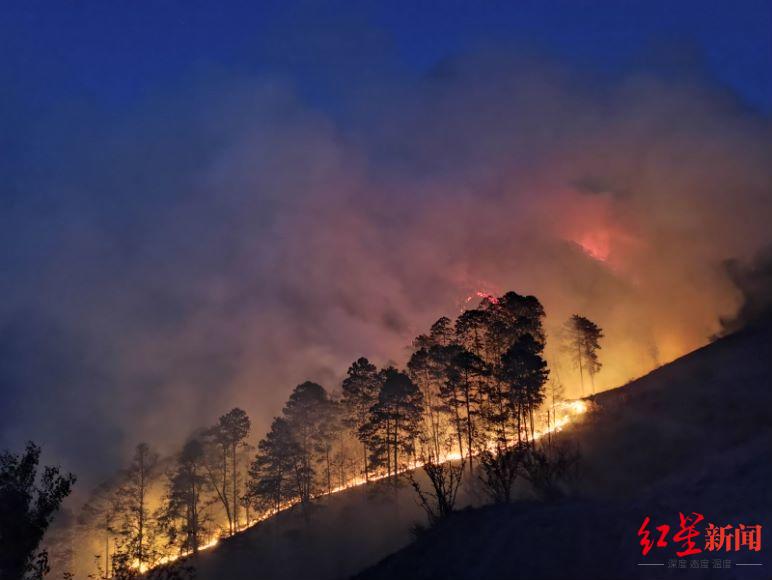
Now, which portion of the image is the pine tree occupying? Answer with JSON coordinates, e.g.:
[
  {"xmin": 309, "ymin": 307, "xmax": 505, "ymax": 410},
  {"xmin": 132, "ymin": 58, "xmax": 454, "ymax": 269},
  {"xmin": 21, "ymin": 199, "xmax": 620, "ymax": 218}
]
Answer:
[
  {"xmin": 315, "ymin": 398, "xmax": 344, "ymax": 495},
  {"xmin": 483, "ymin": 292, "xmax": 548, "ymax": 444},
  {"xmin": 340, "ymin": 358, "xmax": 381, "ymax": 482},
  {"xmin": 455, "ymin": 308, "xmax": 491, "ymax": 359},
  {"xmin": 501, "ymin": 334, "xmax": 549, "ymax": 443},
  {"xmin": 412, "ymin": 316, "xmax": 454, "ymax": 350},
  {"xmin": 563, "ymin": 315, "xmax": 604, "ymax": 396},
  {"xmin": 365, "ymin": 368, "xmax": 424, "ymax": 479},
  {"xmin": 446, "ymin": 347, "xmax": 488, "ymax": 469},
  {"xmin": 247, "ymin": 417, "xmax": 303, "ymax": 512},
  {"xmin": 204, "ymin": 408, "xmax": 250, "ymax": 535},
  {"xmin": 407, "ymin": 347, "xmax": 448, "ymax": 464},
  {"xmin": 114, "ymin": 443, "xmax": 160, "ymax": 571},
  {"xmin": 221, "ymin": 409, "xmax": 250, "ymax": 532},
  {"xmin": 282, "ymin": 382, "xmax": 330, "ymax": 503},
  {"xmin": 78, "ymin": 480, "xmax": 120, "ymax": 579},
  {"xmin": 157, "ymin": 439, "xmax": 211, "ymax": 556}
]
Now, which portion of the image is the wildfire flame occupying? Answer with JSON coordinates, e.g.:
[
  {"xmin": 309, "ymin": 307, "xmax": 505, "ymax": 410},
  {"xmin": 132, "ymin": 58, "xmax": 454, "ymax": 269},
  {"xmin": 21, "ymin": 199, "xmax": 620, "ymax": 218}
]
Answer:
[
  {"xmin": 463, "ymin": 289, "xmax": 500, "ymax": 306},
  {"xmin": 135, "ymin": 398, "xmax": 589, "ymax": 572}
]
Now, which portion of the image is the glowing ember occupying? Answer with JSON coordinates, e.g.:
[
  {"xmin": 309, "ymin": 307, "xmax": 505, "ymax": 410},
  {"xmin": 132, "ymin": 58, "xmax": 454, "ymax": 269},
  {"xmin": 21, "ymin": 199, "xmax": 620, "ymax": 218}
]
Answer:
[{"xmin": 464, "ymin": 290, "xmax": 500, "ymax": 305}]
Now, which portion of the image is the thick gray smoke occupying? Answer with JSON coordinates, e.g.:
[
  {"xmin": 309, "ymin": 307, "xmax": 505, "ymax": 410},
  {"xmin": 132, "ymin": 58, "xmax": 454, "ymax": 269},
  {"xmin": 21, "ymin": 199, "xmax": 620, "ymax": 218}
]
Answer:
[{"xmin": 1, "ymin": 48, "xmax": 771, "ymax": 488}]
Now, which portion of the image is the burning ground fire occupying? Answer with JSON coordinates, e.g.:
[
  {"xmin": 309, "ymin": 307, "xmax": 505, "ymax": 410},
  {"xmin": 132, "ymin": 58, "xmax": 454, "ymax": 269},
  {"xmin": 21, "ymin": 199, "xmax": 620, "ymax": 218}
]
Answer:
[{"xmin": 136, "ymin": 398, "xmax": 589, "ymax": 573}]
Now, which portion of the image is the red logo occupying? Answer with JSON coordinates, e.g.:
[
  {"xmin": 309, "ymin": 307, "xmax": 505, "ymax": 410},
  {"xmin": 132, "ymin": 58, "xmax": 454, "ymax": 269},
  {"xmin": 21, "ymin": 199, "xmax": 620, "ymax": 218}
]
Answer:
[{"xmin": 638, "ymin": 513, "xmax": 763, "ymax": 557}]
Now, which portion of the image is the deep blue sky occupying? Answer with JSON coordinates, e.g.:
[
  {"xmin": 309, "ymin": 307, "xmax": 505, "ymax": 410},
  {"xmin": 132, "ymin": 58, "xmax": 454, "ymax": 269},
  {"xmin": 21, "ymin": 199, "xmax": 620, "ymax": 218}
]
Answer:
[{"xmin": 3, "ymin": 0, "xmax": 772, "ymax": 114}]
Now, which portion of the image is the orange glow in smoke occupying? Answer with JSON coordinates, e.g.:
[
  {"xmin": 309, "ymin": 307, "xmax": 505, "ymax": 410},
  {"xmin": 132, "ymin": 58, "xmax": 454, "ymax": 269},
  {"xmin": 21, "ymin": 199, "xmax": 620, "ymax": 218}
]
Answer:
[{"xmin": 577, "ymin": 230, "xmax": 611, "ymax": 262}]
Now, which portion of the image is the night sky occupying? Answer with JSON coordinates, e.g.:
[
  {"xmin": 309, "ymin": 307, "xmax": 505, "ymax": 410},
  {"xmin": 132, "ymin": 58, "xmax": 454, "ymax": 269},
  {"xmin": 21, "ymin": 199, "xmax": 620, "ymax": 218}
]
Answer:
[
  {"xmin": 4, "ymin": 1, "xmax": 771, "ymax": 112},
  {"xmin": 2, "ymin": 1, "xmax": 771, "ymax": 488}
]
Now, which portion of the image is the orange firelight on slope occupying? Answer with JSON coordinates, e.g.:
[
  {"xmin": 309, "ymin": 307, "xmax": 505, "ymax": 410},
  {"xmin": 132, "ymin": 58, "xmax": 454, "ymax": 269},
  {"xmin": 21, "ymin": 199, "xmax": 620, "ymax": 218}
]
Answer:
[{"xmin": 135, "ymin": 399, "xmax": 589, "ymax": 574}]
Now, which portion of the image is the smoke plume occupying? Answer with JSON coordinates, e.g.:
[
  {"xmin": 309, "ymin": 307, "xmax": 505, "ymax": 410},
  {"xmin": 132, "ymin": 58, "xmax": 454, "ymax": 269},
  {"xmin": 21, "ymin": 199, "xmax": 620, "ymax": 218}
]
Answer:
[{"xmin": 1, "ymin": 46, "xmax": 771, "ymax": 487}]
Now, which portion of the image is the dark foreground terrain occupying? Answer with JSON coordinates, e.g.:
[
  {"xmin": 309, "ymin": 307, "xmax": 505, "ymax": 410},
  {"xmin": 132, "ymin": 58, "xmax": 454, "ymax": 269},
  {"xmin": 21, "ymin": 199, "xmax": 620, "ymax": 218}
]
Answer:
[{"xmin": 356, "ymin": 321, "xmax": 772, "ymax": 580}]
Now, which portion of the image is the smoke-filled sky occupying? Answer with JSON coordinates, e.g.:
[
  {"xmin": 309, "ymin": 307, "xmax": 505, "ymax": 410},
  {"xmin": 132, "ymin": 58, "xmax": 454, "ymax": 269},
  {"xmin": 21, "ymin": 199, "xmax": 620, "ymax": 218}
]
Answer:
[{"xmin": 1, "ymin": 1, "xmax": 771, "ymax": 487}]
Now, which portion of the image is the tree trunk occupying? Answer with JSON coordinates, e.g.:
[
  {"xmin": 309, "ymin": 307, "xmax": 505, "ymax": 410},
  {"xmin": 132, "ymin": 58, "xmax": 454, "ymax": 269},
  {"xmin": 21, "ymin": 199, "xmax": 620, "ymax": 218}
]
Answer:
[
  {"xmin": 453, "ymin": 403, "xmax": 464, "ymax": 461},
  {"xmin": 222, "ymin": 446, "xmax": 233, "ymax": 535},
  {"xmin": 463, "ymin": 380, "xmax": 474, "ymax": 470},
  {"xmin": 232, "ymin": 442, "xmax": 238, "ymax": 533},
  {"xmin": 425, "ymin": 379, "xmax": 441, "ymax": 460},
  {"xmin": 495, "ymin": 379, "xmax": 508, "ymax": 448},
  {"xmin": 362, "ymin": 441, "xmax": 369, "ymax": 482},
  {"xmin": 385, "ymin": 418, "xmax": 391, "ymax": 478},
  {"xmin": 547, "ymin": 410, "xmax": 552, "ymax": 450},
  {"xmin": 192, "ymin": 466, "xmax": 199, "ymax": 554},
  {"xmin": 138, "ymin": 450, "xmax": 145, "ymax": 568},
  {"xmin": 325, "ymin": 447, "xmax": 331, "ymax": 494},
  {"xmin": 393, "ymin": 414, "xmax": 399, "ymax": 480}
]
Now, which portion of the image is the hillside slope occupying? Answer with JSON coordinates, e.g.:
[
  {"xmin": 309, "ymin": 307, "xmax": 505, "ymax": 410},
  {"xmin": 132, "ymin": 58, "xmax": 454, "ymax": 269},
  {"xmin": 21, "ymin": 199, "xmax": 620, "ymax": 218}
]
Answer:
[
  {"xmin": 355, "ymin": 321, "xmax": 772, "ymax": 580},
  {"xmin": 186, "ymin": 477, "xmax": 434, "ymax": 580}
]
